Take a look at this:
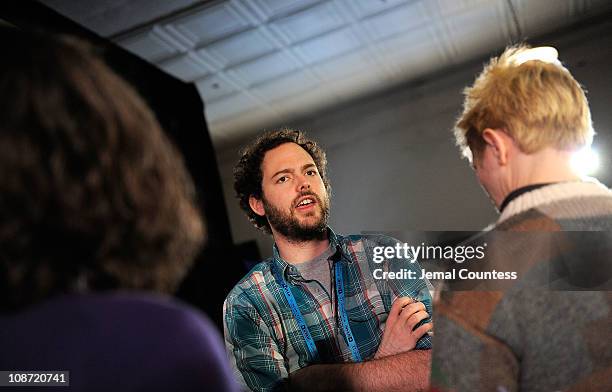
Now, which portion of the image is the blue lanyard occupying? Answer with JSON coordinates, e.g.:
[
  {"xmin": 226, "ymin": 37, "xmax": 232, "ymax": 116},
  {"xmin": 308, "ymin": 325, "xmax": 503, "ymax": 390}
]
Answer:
[
  {"xmin": 272, "ymin": 261, "xmax": 362, "ymax": 363},
  {"xmin": 272, "ymin": 265, "xmax": 319, "ymax": 361},
  {"xmin": 334, "ymin": 262, "xmax": 362, "ymax": 362}
]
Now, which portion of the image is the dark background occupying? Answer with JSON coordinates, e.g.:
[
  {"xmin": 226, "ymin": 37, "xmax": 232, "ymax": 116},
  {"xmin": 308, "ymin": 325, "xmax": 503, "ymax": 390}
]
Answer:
[{"xmin": 0, "ymin": 1, "xmax": 248, "ymax": 328}]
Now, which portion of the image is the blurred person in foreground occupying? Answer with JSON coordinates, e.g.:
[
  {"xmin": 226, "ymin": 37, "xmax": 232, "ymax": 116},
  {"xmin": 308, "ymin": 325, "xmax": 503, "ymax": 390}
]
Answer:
[
  {"xmin": 224, "ymin": 129, "xmax": 433, "ymax": 392},
  {"xmin": 431, "ymin": 45, "xmax": 612, "ymax": 391},
  {"xmin": 0, "ymin": 27, "xmax": 238, "ymax": 392}
]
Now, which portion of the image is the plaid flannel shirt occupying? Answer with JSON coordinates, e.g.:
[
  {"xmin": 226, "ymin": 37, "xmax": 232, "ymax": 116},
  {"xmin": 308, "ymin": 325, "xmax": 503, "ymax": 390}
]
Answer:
[{"xmin": 223, "ymin": 228, "xmax": 432, "ymax": 392}]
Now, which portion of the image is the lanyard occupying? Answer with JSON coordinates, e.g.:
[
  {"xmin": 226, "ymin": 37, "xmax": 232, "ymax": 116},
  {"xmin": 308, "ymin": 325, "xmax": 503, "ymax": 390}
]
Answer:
[
  {"xmin": 334, "ymin": 262, "xmax": 362, "ymax": 362},
  {"xmin": 272, "ymin": 261, "xmax": 362, "ymax": 363},
  {"xmin": 272, "ymin": 265, "xmax": 318, "ymax": 361}
]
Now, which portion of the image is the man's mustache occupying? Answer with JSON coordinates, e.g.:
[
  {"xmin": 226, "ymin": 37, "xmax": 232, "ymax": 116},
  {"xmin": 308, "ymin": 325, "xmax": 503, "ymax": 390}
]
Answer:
[{"xmin": 293, "ymin": 191, "xmax": 323, "ymax": 208}]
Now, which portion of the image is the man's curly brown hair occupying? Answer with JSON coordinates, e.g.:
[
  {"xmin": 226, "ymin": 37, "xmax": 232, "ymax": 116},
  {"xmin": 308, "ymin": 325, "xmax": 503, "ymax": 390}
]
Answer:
[
  {"xmin": 233, "ymin": 129, "xmax": 330, "ymax": 234},
  {"xmin": 0, "ymin": 28, "xmax": 205, "ymax": 311}
]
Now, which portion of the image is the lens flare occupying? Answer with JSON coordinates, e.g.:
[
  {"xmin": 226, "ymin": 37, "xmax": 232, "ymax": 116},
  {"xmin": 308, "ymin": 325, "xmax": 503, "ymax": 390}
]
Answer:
[
  {"xmin": 571, "ymin": 147, "xmax": 600, "ymax": 176},
  {"xmin": 512, "ymin": 46, "xmax": 560, "ymax": 66}
]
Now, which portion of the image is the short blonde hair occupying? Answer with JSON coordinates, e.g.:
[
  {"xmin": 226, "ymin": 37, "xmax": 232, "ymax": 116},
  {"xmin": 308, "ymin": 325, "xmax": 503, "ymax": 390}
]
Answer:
[{"xmin": 455, "ymin": 45, "xmax": 593, "ymax": 160}]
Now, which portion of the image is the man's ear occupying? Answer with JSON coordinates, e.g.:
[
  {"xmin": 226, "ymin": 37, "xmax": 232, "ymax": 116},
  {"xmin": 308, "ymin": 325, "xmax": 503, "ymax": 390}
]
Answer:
[
  {"xmin": 482, "ymin": 128, "xmax": 510, "ymax": 166},
  {"xmin": 249, "ymin": 195, "xmax": 265, "ymax": 217}
]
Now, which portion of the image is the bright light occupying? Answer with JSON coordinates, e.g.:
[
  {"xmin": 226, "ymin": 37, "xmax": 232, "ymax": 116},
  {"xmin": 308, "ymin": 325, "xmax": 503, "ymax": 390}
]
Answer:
[
  {"xmin": 512, "ymin": 46, "xmax": 560, "ymax": 66},
  {"xmin": 571, "ymin": 147, "xmax": 600, "ymax": 176}
]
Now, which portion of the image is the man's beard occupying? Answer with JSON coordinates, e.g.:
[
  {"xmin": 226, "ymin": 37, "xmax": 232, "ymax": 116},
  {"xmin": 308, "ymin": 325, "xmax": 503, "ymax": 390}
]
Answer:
[{"xmin": 263, "ymin": 191, "xmax": 329, "ymax": 243}]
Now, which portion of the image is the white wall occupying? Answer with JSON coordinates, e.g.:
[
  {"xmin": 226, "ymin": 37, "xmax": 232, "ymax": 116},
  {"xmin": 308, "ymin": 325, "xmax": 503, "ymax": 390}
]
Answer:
[{"xmin": 215, "ymin": 17, "xmax": 612, "ymax": 258}]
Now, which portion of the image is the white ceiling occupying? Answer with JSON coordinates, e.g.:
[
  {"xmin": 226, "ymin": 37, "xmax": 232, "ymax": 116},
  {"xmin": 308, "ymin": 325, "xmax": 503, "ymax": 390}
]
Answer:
[{"xmin": 43, "ymin": 0, "xmax": 612, "ymax": 148}]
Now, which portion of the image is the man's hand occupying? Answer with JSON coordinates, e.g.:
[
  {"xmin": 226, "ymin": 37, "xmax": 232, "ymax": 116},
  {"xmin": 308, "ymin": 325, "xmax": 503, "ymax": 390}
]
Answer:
[
  {"xmin": 374, "ymin": 296, "xmax": 432, "ymax": 359},
  {"xmin": 288, "ymin": 297, "xmax": 432, "ymax": 392}
]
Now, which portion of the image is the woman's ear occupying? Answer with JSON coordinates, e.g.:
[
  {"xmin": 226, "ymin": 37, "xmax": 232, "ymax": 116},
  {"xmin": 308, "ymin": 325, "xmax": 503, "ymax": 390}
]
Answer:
[
  {"xmin": 249, "ymin": 195, "xmax": 265, "ymax": 217},
  {"xmin": 482, "ymin": 128, "xmax": 510, "ymax": 166}
]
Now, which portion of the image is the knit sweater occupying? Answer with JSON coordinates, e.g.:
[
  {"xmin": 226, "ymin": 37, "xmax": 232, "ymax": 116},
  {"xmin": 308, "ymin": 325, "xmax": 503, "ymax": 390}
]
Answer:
[{"xmin": 431, "ymin": 180, "xmax": 612, "ymax": 392}]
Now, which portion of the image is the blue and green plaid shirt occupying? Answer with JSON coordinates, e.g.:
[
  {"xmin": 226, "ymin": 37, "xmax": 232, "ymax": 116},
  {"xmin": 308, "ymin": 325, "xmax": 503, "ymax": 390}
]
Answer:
[{"xmin": 223, "ymin": 228, "xmax": 432, "ymax": 392}]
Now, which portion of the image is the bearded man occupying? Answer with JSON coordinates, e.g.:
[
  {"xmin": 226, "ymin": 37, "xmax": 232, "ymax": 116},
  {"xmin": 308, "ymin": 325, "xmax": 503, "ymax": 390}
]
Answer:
[{"xmin": 223, "ymin": 129, "xmax": 433, "ymax": 392}]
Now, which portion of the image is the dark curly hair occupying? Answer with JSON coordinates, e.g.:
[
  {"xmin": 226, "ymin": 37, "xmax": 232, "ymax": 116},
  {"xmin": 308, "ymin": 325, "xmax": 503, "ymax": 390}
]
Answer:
[
  {"xmin": 0, "ymin": 28, "xmax": 205, "ymax": 312},
  {"xmin": 234, "ymin": 129, "xmax": 330, "ymax": 233}
]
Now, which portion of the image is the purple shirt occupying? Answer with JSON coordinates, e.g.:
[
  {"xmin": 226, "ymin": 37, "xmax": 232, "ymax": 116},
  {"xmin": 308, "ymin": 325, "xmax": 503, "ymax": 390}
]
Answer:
[{"xmin": 0, "ymin": 292, "xmax": 239, "ymax": 391}]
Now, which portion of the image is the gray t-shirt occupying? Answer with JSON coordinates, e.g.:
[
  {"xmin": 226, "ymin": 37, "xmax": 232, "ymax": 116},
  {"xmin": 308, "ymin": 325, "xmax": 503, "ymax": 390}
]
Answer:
[
  {"xmin": 293, "ymin": 245, "xmax": 350, "ymax": 358},
  {"xmin": 294, "ymin": 245, "xmax": 335, "ymax": 297}
]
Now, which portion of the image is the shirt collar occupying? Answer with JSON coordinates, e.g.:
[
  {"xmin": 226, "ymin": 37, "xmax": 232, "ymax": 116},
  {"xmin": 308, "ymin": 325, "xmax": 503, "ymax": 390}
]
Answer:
[
  {"xmin": 497, "ymin": 178, "xmax": 611, "ymax": 224},
  {"xmin": 271, "ymin": 227, "xmax": 350, "ymax": 281},
  {"xmin": 499, "ymin": 183, "xmax": 554, "ymax": 213}
]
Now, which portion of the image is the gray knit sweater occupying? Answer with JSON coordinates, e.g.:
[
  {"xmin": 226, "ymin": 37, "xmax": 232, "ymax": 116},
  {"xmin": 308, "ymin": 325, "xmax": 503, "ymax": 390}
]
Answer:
[{"xmin": 432, "ymin": 180, "xmax": 612, "ymax": 392}]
